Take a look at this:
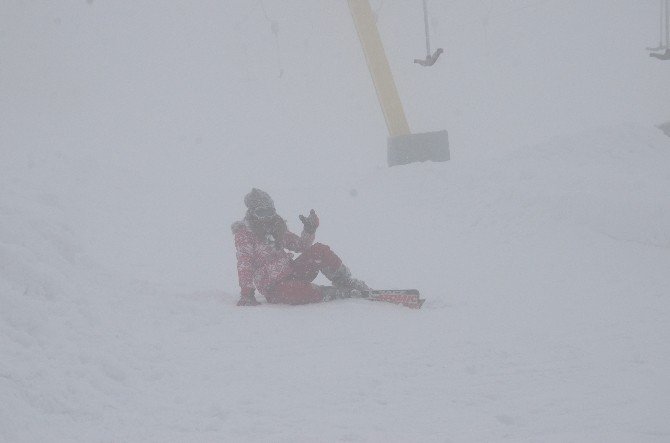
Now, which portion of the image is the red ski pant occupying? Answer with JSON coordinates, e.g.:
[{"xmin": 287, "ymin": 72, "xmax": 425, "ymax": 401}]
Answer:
[{"xmin": 266, "ymin": 243, "xmax": 342, "ymax": 305}]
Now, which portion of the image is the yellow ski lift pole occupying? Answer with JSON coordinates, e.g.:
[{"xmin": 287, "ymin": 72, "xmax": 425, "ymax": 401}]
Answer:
[
  {"xmin": 347, "ymin": 0, "xmax": 450, "ymax": 166},
  {"xmin": 347, "ymin": 0, "xmax": 411, "ymax": 137}
]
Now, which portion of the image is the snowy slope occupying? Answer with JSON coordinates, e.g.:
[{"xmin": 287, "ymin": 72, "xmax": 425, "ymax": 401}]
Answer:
[
  {"xmin": 2, "ymin": 124, "xmax": 669, "ymax": 442},
  {"xmin": 2, "ymin": 0, "xmax": 670, "ymax": 441}
]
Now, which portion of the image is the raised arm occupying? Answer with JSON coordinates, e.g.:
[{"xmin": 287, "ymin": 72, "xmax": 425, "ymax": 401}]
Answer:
[
  {"xmin": 282, "ymin": 229, "xmax": 315, "ymax": 253},
  {"xmin": 282, "ymin": 210, "xmax": 319, "ymax": 253}
]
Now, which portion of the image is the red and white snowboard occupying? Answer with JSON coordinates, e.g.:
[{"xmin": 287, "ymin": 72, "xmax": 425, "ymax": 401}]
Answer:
[{"xmin": 362, "ymin": 289, "xmax": 425, "ymax": 309}]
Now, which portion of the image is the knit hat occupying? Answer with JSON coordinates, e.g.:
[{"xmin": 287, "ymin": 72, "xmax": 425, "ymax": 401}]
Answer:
[{"xmin": 244, "ymin": 188, "xmax": 274, "ymax": 210}]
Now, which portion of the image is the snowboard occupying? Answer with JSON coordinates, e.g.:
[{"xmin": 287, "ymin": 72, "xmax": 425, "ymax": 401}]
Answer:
[{"xmin": 361, "ymin": 289, "xmax": 425, "ymax": 309}]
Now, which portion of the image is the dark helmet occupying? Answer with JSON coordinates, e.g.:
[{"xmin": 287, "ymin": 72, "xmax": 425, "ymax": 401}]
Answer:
[{"xmin": 244, "ymin": 188, "xmax": 276, "ymax": 219}]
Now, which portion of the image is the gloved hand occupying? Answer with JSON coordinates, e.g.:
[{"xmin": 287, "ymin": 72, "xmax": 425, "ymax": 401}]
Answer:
[
  {"xmin": 237, "ymin": 288, "xmax": 261, "ymax": 306},
  {"xmin": 299, "ymin": 209, "xmax": 319, "ymax": 235}
]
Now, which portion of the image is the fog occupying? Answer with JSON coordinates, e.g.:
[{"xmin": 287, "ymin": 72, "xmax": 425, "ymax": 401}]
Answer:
[
  {"xmin": 1, "ymin": 1, "xmax": 669, "ymax": 441},
  {"xmin": 3, "ymin": 1, "xmax": 667, "ymax": 288}
]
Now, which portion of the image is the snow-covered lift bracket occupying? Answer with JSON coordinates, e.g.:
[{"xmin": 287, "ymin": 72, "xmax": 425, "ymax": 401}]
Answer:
[
  {"xmin": 348, "ymin": 0, "xmax": 449, "ymax": 167},
  {"xmin": 414, "ymin": 48, "xmax": 444, "ymax": 67},
  {"xmin": 649, "ymin": 0, "xmax": 670, "ymax": 60},
  {"xmin": 414, "ymin": 0, "xmax": 444, "ymax": 67}
]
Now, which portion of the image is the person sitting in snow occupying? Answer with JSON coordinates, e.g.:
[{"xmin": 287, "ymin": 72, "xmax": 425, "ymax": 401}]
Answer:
[{"xmin": 232, "ymin": 188, "xmax": 370, "ymax": 306}]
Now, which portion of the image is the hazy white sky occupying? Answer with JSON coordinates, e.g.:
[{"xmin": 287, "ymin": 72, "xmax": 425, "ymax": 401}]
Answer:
[{"xmin": 2, "ymin": 1, "xmax": 667, "ymax": 170}]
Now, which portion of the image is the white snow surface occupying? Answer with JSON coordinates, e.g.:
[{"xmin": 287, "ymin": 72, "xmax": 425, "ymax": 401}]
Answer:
[{"xmin": 2, "ymin": 1, "xmax": 670, "ymax": 442}]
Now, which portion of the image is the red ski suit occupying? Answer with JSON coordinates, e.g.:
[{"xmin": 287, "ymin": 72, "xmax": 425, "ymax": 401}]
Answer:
[{"xmin": 232, "ymin": 219, "xmax": 342, "ymax": 304}]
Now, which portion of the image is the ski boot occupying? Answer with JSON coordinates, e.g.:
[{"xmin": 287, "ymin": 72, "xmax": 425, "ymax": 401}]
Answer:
[
  {"xmin": 319, "ymin": 286, "xmax": 347, "ymax": 302},
  {"xmin": 326, "ymin": 264, "xmax": 370, "ymax": 298}
]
